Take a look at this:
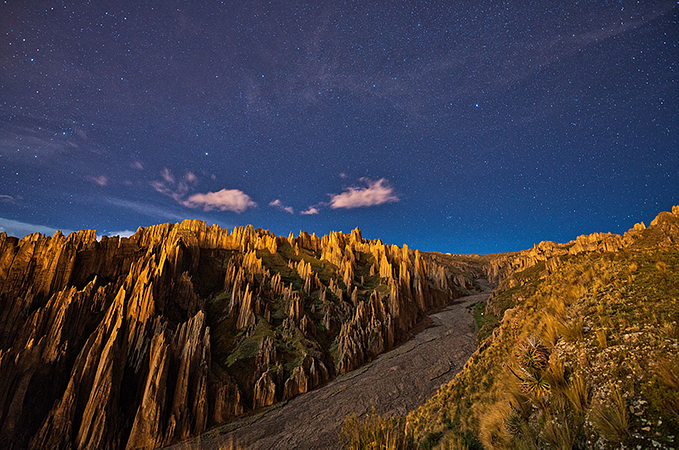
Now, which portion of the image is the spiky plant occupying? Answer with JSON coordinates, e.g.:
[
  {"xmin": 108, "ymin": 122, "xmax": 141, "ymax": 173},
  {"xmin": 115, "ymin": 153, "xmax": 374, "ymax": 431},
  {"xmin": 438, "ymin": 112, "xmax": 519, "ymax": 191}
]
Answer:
[
  {"xmin": 518, "ymin": 337, "xmax": 550, "ymax": 372},
  {"xmin": 520, "ymin": 368, "xmax": 550, "ymax": 400}
]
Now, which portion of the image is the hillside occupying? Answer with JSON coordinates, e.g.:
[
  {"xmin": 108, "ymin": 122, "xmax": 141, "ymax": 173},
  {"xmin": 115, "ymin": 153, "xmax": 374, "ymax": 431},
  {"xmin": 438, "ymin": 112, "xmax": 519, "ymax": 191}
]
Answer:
[
  {"xmin": 405, "ymin": 206, "xmax": 679, "ymax": 449},
  {"xmin": 0, "ymin": 221, "xmax": 482, "ymax": 449}
]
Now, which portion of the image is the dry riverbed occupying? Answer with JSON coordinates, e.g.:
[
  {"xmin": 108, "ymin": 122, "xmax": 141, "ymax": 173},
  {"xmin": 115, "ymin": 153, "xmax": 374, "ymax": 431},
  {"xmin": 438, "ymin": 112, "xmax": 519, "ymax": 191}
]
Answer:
[{"xmin": 170, "ymin": 288, "xmax": 490, "ymax": 450}]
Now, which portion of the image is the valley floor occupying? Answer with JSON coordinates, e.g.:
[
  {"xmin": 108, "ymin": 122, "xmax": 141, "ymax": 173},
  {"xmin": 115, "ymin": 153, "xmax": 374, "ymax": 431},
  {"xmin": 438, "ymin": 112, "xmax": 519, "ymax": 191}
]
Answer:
[{"xmin": 168, "ymin": 284, "xmax": 491, "ymax": 450}]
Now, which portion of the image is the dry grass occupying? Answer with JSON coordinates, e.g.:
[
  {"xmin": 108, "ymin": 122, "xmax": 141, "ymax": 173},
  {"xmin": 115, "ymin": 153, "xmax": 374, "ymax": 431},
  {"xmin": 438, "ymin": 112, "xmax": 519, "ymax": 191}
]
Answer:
[
  {"xmin": 438, "ymin": 434, "xmax": 470, "ymax": 450},
  {"xmin": 660, "ymin": 321, "xmax": 679, "ymax": 339},
  {"xmin": 478, "ymin": 402, "xmax": 511, "ymax": 450},
  {"xmin": 340, "ymin": 408, "xmax": 413, "ymax": 450},
  {"xmin": 564, "ymin": 374, "xmax": 590, "ymax": 413},
  {"xmin": 558, "ymin": 317, "xmax": 584, "ymax": 342},
  {"xmin": 595, "ymin": 329, "xmax": 608, "ymax": 349},
  {"xmin": 657, "ymin": 358, "xmax": 679, "ymax": 390},
  {"xmin": 590, "ymin": 386, "xmax": 630, "ymax": 444},
  {"xmin": 542, "ymin": 417, "xmax": 575, "ymax": 450},
  {"xmin": 407, "ymin": 223, "xmax": 679, "ymax": 449},
  {"xmin": 655, "ymin": 261, "xmax": 668, "ymax": 275},
  {"xmin": 655, "ymin": 357, "xmax": 679, "ymax": 420}
]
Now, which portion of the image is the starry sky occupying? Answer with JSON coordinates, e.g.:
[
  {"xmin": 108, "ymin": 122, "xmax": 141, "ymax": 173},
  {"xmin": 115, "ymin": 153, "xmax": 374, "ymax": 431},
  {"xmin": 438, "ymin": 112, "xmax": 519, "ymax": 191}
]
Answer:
[{"xmin": 1, "ymin": 1, "xmax": 677, "ymax": 254}]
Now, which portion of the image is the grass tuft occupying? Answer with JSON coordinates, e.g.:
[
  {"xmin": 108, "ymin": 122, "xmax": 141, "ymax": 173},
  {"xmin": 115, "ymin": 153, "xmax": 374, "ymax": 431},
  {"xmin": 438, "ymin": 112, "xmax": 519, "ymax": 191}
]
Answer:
[
  {"xmin": 590, "ymin": 386, "xmax": 630, "ymax": 444},
  {"xmin": 340, "ymin": 408, "xmax": 414, "ymax": 450},
  {"xmin": 564, "ymin": 374, "xmax": 590, "ymax": 413}
]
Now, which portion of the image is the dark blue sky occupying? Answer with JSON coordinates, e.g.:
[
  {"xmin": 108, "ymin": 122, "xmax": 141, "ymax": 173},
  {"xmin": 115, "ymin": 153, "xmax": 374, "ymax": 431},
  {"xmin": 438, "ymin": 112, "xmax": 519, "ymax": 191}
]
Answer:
[{"xmin": 1, "ymin": 0, "xmax": 677, "ymax": 254}]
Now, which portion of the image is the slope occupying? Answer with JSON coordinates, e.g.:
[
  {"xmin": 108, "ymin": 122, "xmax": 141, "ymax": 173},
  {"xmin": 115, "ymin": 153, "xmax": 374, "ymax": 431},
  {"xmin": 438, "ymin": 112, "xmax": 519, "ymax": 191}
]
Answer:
[{"xmin": 407, "ymin": 206, "xmax": 679, "ymax": 449}]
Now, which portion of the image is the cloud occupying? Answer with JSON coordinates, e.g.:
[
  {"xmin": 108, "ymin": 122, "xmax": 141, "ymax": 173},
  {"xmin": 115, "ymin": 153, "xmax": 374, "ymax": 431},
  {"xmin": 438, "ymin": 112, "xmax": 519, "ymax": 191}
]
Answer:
[
  {"xmin": 87, "ymin": 175, "xmax": 108, "ymax": 186},
  {"xmin": 300, "ymin": 207, "xmax": 319, "ymax": 215},
  {"xmin": 0, "ymin": 217, "xmax": 71, "ymax": 238},
  {"xmin": 161, "ymin": 167, "xmax": 175, "ymax": 184},
  {"xmin": 329, "ymin": 178, "xmax": 399, "ymax": 209},
  {"xmin": 104, "ymin": 230, "xmax": 136, "ymax": 238},
  {"xmin": 269, "ymin": 199, "xmax": 294, "ymax": 214},
  {"xmin": 151, "ymin": 167, "xmax": 198, "ymax": 202},
  {"xmin": 183, "ymin": 189, "xmax": 257, "ymax": 213},
  {"xmin": 0, "ymin": 195, "xmax": 15, "ymax": 204},
  {"xmin": 131, "ymin": 160, "xmax": 144, "ymax": 170},
  {"xmin": 105, "ymin": 197, "xmax": 187, "ymax": 221},
  {"xmin": 151, "ymin": 168, "xmax": 256, "ymax": 213},
  {"xmin": 185, "ymin": 171, "xmax": 197, "ymax": 183}
]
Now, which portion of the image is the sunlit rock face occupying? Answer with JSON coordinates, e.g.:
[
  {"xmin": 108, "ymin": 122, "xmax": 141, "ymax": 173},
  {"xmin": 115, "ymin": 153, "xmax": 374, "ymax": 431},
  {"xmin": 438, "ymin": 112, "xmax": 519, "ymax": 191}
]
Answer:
[{"xmin": 0, "ymin": 220, "xmax": 478, "ymax": 449}]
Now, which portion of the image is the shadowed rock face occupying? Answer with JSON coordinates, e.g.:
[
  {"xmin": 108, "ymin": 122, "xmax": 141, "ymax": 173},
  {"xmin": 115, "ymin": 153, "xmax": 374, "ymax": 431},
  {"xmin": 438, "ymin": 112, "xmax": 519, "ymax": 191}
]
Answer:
[{"xmin": 0, "ymin": 221, "xmax": 479, "ymax": 449}]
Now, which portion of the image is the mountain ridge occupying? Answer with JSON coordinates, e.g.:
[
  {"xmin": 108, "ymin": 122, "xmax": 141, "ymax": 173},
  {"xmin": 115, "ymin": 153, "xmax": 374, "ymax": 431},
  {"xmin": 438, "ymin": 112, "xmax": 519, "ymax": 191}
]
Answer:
[{"xmin": 0, "ymin": 220, "xmax": 480, "ymax": 449}]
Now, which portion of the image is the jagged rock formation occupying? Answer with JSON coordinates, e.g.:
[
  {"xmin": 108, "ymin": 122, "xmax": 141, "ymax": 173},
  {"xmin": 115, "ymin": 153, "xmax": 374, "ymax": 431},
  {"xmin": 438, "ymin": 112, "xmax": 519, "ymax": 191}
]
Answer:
[
  {"xmin": 0, "ymin": 221, "xmax": 477, "ymax": 449},
  {"xmin": 483, "ymin": 207, "xmax": 679, "ymax": 284}
]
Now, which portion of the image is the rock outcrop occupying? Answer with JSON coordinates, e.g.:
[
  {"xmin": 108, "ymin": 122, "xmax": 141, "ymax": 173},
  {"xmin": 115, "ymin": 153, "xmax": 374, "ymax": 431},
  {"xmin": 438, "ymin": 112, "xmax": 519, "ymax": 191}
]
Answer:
[
  {"xmin": 0, "ymin": 221, "xmax": 477, "ymax": 449},
  {"xmin": 483, "ymin": 207, "xmax": 679, "ymax": 284}
]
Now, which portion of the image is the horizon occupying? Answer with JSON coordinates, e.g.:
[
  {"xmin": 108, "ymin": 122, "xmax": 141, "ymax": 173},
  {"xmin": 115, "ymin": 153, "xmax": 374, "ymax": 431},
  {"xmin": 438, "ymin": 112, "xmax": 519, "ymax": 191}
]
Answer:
[
  {"xmin": 2, "ymin": 1, "xmax": 677, "ymax": 255},
  {"xmin": 1, "ymin": 204, "xmax": 674, "ymax": 256}
]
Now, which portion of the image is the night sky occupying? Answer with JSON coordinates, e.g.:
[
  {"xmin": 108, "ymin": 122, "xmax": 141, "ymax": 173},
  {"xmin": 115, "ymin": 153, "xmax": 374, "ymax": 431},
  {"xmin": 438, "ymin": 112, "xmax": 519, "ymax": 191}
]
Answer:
[{"xmin": 1, "ymin": 1, "xmax": 677, "ymax": 254}]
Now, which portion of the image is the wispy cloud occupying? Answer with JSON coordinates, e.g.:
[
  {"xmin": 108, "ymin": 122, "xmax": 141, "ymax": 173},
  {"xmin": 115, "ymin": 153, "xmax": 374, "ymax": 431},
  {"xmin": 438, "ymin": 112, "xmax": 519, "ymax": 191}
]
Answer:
[
  {"xmin": 131, "ymin": 160, "xmax": 144, "ymax": 170},
  {"xmin": 161, "ymin": 167, "xmax": 175, "ymax": 184},
  {"xmin": 300, "ymin": 207, "xmax": 319, "ymax": 215},
  {"xmin": 0, "ymin": 217, "xmax": 71, "ymax": 238},
  {"xmin": 329, "ymin": 178, "xmax": 399, "ymax": 209},
  {"xmin": 151, "ymin": 167, "xmax": 256, "ymax": 213},
  {"xmin": 151, "ymin": 167, "xmax": 198, "ymax": 202},
  {"xmin": 87, "ymin": 175, "xmax": 108, "ymax": 186},
  {"xmin": 105, "ymin": 197, "xmax": 187, "ymax": 221},
  {"xmin": 269, "ymin": 199, "xmax": 294, "ymax": 214}
]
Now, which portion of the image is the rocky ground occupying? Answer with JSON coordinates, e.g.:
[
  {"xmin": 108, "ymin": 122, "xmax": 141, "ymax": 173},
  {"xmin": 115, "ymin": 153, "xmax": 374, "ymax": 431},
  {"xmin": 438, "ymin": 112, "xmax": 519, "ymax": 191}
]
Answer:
[{"xmin": 169, "ymin": 286, "xmax": 490, "ymax": 450}]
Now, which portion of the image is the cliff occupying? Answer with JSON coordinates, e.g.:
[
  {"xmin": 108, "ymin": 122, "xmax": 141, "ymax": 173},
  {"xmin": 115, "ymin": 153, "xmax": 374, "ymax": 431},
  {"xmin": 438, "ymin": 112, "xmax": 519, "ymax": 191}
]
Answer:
[{"xmin": 0, "ymin": 221, "xmax": 478, "ymax": 449}]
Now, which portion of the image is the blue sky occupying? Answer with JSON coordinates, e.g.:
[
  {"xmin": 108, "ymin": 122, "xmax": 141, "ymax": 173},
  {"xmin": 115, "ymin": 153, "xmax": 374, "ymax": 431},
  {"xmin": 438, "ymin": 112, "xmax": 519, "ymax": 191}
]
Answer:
[{"xmin": 1, "ymin": 0, "xmax": 677, "ymax": 254}]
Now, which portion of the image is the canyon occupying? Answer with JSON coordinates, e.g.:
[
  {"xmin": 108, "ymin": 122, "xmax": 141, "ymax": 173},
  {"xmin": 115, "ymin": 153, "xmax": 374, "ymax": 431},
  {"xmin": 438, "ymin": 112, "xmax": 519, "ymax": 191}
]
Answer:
[{"xmin": 0, "ymin": 221, "xmax": 481, "ymax": 449}]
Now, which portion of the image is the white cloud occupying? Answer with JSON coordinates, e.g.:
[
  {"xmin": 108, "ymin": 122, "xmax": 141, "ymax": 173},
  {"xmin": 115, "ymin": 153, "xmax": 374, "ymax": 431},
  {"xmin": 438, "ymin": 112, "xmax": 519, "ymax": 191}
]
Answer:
[
  {"xmin": 269, "ymin": 199, "xmax": 294, "ymax": 214},
  {"xmin": 151, "ymin": 168, "xmax": 256, "ymax": 214},
  {"xmin": 183, "ymin": 189, "xmax": 257, "ymax": 213},
  {"xmin": 104, "ymin": 230, "xmax": 136, "ymax": 238},
  {"xmin": 300, "ymin": 207, "xmax": 319, "ymax": 215},
  {"xmin": 131, "ymin": 160, "xmax": 144, "ymax": 170},
  {"xmin": 0, "ymin": 217, "xmax": 71, "ymax": 238},
  {"xmin": 329, "ymin": 178, "xmax": 399, "ymax": 209},
  {"xmin": 151, "ymin": 168, "xmax": 256, "ymax": 213}
]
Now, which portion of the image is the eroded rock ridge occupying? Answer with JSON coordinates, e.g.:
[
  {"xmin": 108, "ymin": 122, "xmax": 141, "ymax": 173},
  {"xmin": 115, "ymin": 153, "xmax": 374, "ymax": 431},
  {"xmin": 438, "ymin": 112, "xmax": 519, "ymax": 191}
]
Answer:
[{"xmin": 0, "ymin": 221, "xmax": 477, "ymax": 449}]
